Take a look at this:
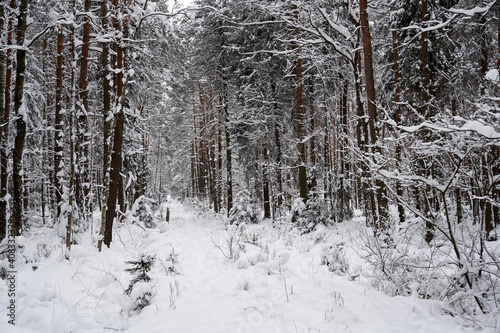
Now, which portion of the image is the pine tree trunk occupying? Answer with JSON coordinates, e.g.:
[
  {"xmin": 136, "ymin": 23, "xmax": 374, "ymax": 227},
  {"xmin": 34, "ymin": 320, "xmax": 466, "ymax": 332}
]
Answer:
[
  {"xmin": 77, "ymin": 0, "xmax": 92, "ymax": 215},
  {"xmin": 421, "ymin": 0, "xmax": 430, "ymax": 117},
  {"xmin": 102, "ymin": 0, "xmax": 127, "ymax": 247},
  {"xmin": 0, "ymin": 2, "xmax": 5, "ymax": 240},
  {"xmin": 360, "ymin": 0, "xmax": 389, "ymax": 234},
  {"xmin": 263, "ymin": 148, "xmax": 271, "ymax": 219},
  {"xmin": 217, "ymin": 128, "xmax": 223, "ymax": 213},
  {"xmin": 102, "ymin": 0, "xmax": 111, "ymax": 193},
  {"xmin": 274, "ymin": 116, "xmax": 283, "ymax": 208},
  {"xmin": 191, "ymin": 97, "xmax": 198, "ymax": 197},
  {"xmin": 391, "ymin": 7, "xmax": 405, "ymax": 224},
  {"xmin": 98, "ymin": 0, "xmax": 112, "ymax": 251},
  {"xmin": 294, "ymin": 5, "xmax": 307, "ymax": 204},
  {"xmin": 66, "ymin": 0, "xmax": 78, "ymax": 256},
  {"xmin": 339, "ymin": 80, "xmax": 349, "ymax": 222},
  {"xmin": 67, "ymin": 98, "xmax": 75, "ymax": 255},
  {"xmin": 296, "ymin": 57, "xmax": 308, "ymax": 204},
  {"xmin": 208, "ymin": 94, "xmax": 218, "ymax": 213},
  {"xmin": 54, "ymin": 26, "xmax": 65, "ymax": 220},
  {"xmin": 224, "ymin": 86, "xmax": 233, "ymax": 216},
  {"xmin": 11, "ymin": 0, "xmax": 29, "ymax": 236}
]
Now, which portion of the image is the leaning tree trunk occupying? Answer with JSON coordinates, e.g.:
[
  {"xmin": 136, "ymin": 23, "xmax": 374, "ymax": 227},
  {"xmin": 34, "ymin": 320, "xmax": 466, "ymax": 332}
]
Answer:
[{"xmin": 11, "ymin": 0, "xmax": 29, "ymax": 236}]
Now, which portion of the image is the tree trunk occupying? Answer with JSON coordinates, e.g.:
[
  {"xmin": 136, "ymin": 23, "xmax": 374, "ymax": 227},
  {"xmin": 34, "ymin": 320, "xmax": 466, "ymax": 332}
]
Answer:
[
  {"xmin": 263, "ymin": 148, "xmax": 271, "ymax": 219},
  {"xmin": 98, "ymin": 0, "xmax": 112, "ymax": 251},
  {"xmin": 421, "ymin": 0, "xmax": 431, "ymax": 118},
  {"xmin": 113, "ymin": 0, "xmax": 125, "ymax": 213},
  {"xmin": 294, "ymin": 5, "xmax": 307, "ymax": 204},
  {"xmin": 66, "ymin": 99, "xmax": 75, "ymax": 256},
  {"xmin": 54, "ymin": 26, "xmax": 65, "ymax": 220},
  {"xmin": 497, "ymin": 24, "xmax": 500, "ymax": 70},
  {"xmin": 0, "ymin": 1, "xmax": 6, "ymax": 241},
  {"xmin": 77, "ymin": 0, "xmax": 92, "ymax": 215},
  {"xmin": 391, "ymin": 7, "xmax": 405, "ymax": 224},
  {"xmin": 360, "ymin": 0, "xmax": 389, "ymax": 234},
  {"xmin": 339, "ymin": 80, "xmax": 350, "ymax": 222},
  {"xmin": 191, "ymin": 96, "xmax": 198, "ymax": 197},
  {"xmin": 11, "ymin": 0, "xmax": 29, "ymax": 236},
  {"xmin": 102, "ymin": 0, "xmax": 128, "ymax": 248},
  {"xmin": 102, "ymin": 0, "xmax": 111, "ymax": 194}
]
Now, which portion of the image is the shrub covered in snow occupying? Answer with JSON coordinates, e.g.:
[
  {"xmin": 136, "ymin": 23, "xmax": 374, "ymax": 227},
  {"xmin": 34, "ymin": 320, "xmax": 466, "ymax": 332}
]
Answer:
[
  {"xmin": 321, "ymin": 242, "xmax": 349, "ymax": 275},
  {"xmin": 131, "ymin": 196, "xmax": 157, "ymax": 228},
  {"xmin": 291, "ymin": 197, "xmax": 329, "ymax": 233},
  {"xmin": 125, "ymin": 254, "xmax": 156, "ymax": 311},
  {"xmin": 229, "ymin": 190, "xmax": 258, "ymax": 225}
]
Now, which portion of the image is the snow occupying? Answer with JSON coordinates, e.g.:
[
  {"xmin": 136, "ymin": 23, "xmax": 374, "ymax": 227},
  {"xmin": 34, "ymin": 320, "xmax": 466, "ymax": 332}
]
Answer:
[
  {"xmin": 401, "ymin": 120, "xmax": 500, "ymax": 139},
  {"xmin": 0, "ymin": 201, "xmax": 496, "ymax": 332},
  {"xmin": 486, "ymin": 69, "xmax": 499, "ymax": 83},
  {"xmin": 459, "ymin": 120, "xmax": 500, "ymax": 139}
]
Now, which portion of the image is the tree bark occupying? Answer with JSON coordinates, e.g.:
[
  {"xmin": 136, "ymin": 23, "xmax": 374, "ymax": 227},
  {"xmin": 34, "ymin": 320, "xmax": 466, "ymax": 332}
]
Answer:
[
  {"xmin": 339, "ymin": 80, "xmax": 349, "ymax": 222},
  {"xmin": 294, "ymin": 5, "xmax": 307, "ymax": 204},
  {"xmin": 296, "ymin": 47, "xmax": 307, "ymax": 204},
  {"xmin": 102, "ymin": 0, "xmax": 111, "ymax": 195},
  {"xmin": 263, "ymin": 148, "xmax": 271, "ymax": 219},
  {"xmin": 391, "ymin": 6, "xmax": 405, "ymax": 224},
  {"xmin": 360, "ymin": 0, "xmax": 389, "ymax": 233},
  {"xmin": 497, "ymin": 24, "xmax": 500, "ymax": 70},
  {"xmin": 54, "ymin": 26, "xmax": 65, "ymax": 220},
  {"xmin": 273, "ymin": 105, "xmax": 283, "ymax": 211},
  {"xmin": 98, "ymin": 0, "xmax": 112, "ymax": 251},
  {"xmin": 11, "ymin": 0, "xmax": 29, "ymax": 236},
  {"xmin": 77, "ymin": 0, "xmax": 92, "ymax": 214},
  {"xmin": 103, "ymin": 0, "xmax": 126, "ymax": 248},
  {"xmin": 421, "ymin": 0, "xmax": 430, "ymax": 118},
  {"xmin": 0, "ymin": 2, "xmax": 5, "ymax": 240}
]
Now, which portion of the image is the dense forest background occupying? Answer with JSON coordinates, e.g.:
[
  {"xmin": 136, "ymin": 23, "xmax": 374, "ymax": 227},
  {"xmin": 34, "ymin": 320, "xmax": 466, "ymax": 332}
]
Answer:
[{"xmin": 0, "ymin": 0, "xmax": 499, "ymax": 317}]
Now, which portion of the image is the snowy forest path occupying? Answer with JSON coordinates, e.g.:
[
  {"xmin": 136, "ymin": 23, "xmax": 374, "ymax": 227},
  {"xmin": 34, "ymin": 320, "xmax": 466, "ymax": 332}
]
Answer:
[
  {"xmin": 137, "ymin": 200, "xmax": 248, "ymax": 332},
  {"xmin": 0, "ymin": 200, "xmax": 492, "ymax": 332},
  {"xmin": 130, "ymin": 200, "xmax": 484, "ymax": 333}
]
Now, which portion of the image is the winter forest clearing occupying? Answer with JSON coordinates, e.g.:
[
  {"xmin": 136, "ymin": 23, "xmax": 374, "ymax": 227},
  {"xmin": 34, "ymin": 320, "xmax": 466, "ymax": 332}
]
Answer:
[
  {"xmin": 0, "ymin": 200, "xmax": 497, "ymax": 332},
  {"xmin": 0, "ymin": 0, "xmax": 499, "ymax": 331}
]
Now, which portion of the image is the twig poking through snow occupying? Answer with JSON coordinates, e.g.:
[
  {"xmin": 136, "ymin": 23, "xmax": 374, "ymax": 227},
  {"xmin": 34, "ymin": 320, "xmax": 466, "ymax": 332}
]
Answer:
[{"xmin": 283, "ymin": 276, "xmax": 289, "ymax": 302}]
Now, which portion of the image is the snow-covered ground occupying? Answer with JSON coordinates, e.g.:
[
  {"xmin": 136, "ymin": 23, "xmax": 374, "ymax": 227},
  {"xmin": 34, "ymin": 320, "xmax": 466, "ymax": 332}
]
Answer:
[{"xmin": 0, "ymin": 200, "xmax": 496, "ymax": 332}]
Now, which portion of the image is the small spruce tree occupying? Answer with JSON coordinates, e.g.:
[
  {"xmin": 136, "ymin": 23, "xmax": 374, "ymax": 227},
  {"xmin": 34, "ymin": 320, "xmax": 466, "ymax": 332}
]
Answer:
[
  {"xmin": 229, "ymin": 190, "xmax": 258, "ymax": 225},
  {"xmin": 125, "ymin": 254, "xmax": 156, "ymax": 311}
]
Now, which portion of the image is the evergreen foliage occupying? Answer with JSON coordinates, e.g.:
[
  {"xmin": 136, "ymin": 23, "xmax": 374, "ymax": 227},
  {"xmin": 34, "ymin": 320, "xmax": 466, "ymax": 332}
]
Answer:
[
  {"xmin": 229, "ymin": 190, "xmax": 258, "ymax": 225},
  {"xmin": 124, "ymin": 254, "xmax": 156, "ymax": 296}
]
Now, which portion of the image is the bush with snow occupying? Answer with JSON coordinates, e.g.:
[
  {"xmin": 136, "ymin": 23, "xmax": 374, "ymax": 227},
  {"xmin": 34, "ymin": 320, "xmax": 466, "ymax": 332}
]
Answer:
[
  {"xmin": 291, "ymin": 197, "xmax": 329, "ymax": 233},
  {"xmin": 212, "ymin": 224, "xmax": 244, "ymax": 260},
  {"xmin": 229, "ymin": 190, "xmax": 258, "ymax": 225},
  {"xmin": 321, "ymin": 242, "xmax": 349, "ymax": 276},
  {"xmin": 124, "ymin": 254, "xmax": 156, "ymax": 312},
  {"xmin": 131, "ymin": 196, "xmax": 157, "ymax": 228}
]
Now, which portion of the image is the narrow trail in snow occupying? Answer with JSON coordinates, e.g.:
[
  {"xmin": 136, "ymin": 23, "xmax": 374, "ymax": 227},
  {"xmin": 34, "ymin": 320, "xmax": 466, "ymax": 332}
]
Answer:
[
  {"xmin": 1, "ymin": 200, "xmax": 491, "ymax": 333},
  {"xmin": 128, "ymin": 201, "xmax": 488, "ymax": 333}
]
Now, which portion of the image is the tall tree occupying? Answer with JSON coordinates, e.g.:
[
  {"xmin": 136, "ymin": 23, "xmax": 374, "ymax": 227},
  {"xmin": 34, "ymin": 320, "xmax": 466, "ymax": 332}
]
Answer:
[
  {"xmin": 294, "ymin": 4, "xmax": 308, "ymax": 204},
  {"xmin": 54, "ymin": 25, "xmax": 65, "ymax": 220},
  {"xmin": 359, "ymin": 0, "xmax": 389, "ymax": 233},
  {"xmin": 11, "ymin": 0, "xmax": 30, "ymax": 236},
  {"xmin": 77, "ymin": 0, "xmax": 92, "ymax": 217}
]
